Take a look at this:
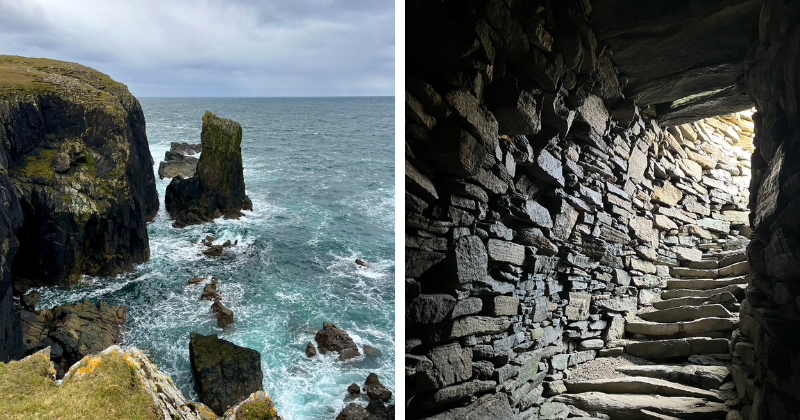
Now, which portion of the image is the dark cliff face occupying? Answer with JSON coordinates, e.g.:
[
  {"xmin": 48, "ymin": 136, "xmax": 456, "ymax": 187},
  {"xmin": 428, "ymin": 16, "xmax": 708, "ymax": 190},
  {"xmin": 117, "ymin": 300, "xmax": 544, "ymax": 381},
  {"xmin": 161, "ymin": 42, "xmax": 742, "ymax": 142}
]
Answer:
[
  {"xmin": 165, "ymin": 110, "xmax": 252, "ymax": 228},
  {"xmin": 0, "ymin": 55, "xmax": 159, "ymax": 287},
  {"xmin": 0, "ymin": 170, "xmax": 24, "ymax": 363}
]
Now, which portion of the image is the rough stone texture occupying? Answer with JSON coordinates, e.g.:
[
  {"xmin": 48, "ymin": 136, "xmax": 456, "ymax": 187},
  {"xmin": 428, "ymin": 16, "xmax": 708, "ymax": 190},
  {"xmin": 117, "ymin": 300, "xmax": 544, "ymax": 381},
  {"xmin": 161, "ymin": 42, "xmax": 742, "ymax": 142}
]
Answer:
[
  {"xmin": 20, "ymin": 299, "xmax": 125, "ymax": 377},
  {"xmin": 59, "ymin": 345, "xmax": 228, "ymax": 420},
  {"xmin": 166, "ymin": 111, "xmax": 253, "ymax": 228},
  {"xmin": 314, "ymin": 322, "xmax": 360, "ymax": 361},
  {"xmin": 189, "ymin": 332, "xmax": 263, "ymax": 416},
  {"xmin": 554, "ymin": 392, "xmax": 729, "ymax": 420},
  {"xmin": 0, "ymin": 56, "xmax": 158, "ymax": 288},
  {"xmin": 615, "ymin": 364, "xmax": 730, "ymax": 389},
  {"xmin": 158, "ymin": 150, "xmax": 199, "ymax": 179},
  {"xmin": 405, "ymin": 3, "xmax": 757, "ymax": 416}
]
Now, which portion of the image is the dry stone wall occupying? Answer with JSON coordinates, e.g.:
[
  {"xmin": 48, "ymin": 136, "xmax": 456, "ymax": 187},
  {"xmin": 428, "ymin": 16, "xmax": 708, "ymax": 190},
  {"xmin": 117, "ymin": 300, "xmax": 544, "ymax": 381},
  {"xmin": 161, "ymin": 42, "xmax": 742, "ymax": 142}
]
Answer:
[
  {"xmin": 736, "ymin": 0, "xmax": 800, "ymax": 419},
  {"xmin": 405, "ymin": 1, "xmax": 754, "ymax": 417}
]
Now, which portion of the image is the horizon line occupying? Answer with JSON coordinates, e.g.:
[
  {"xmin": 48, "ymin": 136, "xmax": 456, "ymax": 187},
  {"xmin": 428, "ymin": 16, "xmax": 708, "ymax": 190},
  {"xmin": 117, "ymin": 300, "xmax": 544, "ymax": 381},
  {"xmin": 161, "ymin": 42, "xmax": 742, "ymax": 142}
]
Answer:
[{"xmin": 136, "ymin": 95, "xmax": 395, "ymax": 98}]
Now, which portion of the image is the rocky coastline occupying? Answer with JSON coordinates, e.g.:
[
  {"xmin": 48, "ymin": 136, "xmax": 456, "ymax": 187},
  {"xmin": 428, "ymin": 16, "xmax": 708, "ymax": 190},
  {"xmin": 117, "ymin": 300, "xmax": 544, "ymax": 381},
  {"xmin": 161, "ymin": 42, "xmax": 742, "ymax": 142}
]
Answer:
[{"xmin": 0, "ymin": 57, "xmax": 297, "ymax": 419}]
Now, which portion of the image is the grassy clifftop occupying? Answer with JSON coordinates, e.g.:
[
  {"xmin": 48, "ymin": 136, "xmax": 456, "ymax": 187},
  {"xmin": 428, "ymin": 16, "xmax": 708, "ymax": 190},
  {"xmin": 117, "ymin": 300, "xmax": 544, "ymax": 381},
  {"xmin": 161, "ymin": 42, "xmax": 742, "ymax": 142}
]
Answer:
[
  {"xmin": 0, "ymin": 55, "xmax": 128, "ymax": 105},
  {"xmin": 0, "ymin": 349, "xmax": 160, "ymax": 420}
]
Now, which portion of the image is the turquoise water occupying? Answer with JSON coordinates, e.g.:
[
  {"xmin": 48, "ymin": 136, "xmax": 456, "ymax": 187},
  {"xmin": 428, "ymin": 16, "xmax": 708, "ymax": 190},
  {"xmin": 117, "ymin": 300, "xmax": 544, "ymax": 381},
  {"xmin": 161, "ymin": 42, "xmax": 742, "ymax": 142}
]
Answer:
[{"xmin": 37, "ymin": 97, "xmax": 395, "ymax": 419}]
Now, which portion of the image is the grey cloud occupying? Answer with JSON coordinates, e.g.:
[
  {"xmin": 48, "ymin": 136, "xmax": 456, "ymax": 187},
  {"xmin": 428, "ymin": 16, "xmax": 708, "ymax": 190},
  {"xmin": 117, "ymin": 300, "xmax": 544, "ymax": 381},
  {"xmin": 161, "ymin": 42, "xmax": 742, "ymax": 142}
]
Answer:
[{"xmin": 0, "ymin": 0, "xmax": 394, "ymax": 96}]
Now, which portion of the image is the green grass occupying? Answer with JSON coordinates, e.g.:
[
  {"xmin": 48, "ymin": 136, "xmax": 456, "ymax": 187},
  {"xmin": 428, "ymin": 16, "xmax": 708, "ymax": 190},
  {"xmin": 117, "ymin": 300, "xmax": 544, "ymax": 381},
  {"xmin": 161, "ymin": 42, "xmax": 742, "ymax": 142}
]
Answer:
[
  {"xmin": 0, "ymin": 352, "xmax": 160, "ymax": 420},
  {"xmin": 17, "ymin": 149, "xmax": 57, "ymax": 179},
  {"xmin": 236, "ymin": 399, "xmax": 278, "ymax": 420}
]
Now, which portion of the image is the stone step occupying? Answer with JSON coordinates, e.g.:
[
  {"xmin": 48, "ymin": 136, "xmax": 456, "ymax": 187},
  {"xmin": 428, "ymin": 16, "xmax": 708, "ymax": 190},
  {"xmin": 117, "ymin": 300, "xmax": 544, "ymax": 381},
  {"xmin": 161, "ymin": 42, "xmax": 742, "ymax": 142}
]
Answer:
[
  {"xmin": 641, "ymin": 409, "xmax": 682, "ymax": 420},
  {"xmin": 661, "ymin": 283, "xmax": 746, "ymax": 300},
  {"xmin": 652, "ymin": 292, "xmax": 738, "ymax": 310},
  {"xmin": 626, "ymin": 317, "xmax": 738, "ymax": 337},
  {"xmin": 718, "ymin": 261, "xmax": 749, "ymax": 277},
  {"xmin": 564, "ymin": 377, "xmax": 722, "ymax": 401},
  {"xmin": 553, "ymin": 392, "xmax": 729, "ymax": 420},
  {"xmin": 639, "ymin": 304, "xmax": 733, "ymax": 323},
  {"xmin": 668, "ymin": 266, "xmax": 718, "ymax": 279},
  {"xmin": 712, "ymin": 248, "xmax": 747, "ymax": 267},
  {"xmin": 665, "ymin": 275, "xmax": 747, "ymax": 290},
  {"xmin": 625, "ymin": 337, "xmax": 730, "ymax": 359},
  {"xmin": 615, "ymin": 364, "xmax": 731, "ymax": 389},
  {"xmin": 686, "ymin": 260, "xmax": 718, "ymax": 269}
]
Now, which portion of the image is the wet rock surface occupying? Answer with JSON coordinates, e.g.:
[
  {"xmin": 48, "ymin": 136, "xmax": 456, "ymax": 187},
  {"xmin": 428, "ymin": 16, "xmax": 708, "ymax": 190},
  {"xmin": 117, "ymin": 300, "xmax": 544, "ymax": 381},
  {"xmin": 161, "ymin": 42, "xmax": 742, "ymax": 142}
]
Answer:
[
  {"xmin": 20, "ymin": 299, "xmax": 126, "ymax": 377},
  {"xmin": 165, "ymin": 111, "xmax": 253, "ymax": 228},
  {"xmin": 189, "ymin": 332, "xmax": 263, "ymax": 416},
  {"xmin": 314, "ymin": 322, "xmax": 360, "ymax": 361}
]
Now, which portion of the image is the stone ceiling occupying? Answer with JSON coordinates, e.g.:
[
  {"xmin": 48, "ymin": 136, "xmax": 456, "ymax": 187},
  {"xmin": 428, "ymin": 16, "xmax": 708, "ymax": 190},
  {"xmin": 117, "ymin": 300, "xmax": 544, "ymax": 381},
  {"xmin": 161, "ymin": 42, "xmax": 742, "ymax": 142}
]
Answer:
[{"xmin": 590, "ymin": 0, "xmax": 760, "ymax": 126}]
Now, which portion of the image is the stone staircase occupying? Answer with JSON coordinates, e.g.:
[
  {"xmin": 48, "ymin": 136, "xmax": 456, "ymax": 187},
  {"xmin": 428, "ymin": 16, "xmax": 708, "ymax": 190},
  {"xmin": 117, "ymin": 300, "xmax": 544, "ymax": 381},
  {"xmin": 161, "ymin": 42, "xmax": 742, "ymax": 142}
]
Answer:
[{"xmin": 553, "ymin": 248, "xmax": 749, "ymax": 419}]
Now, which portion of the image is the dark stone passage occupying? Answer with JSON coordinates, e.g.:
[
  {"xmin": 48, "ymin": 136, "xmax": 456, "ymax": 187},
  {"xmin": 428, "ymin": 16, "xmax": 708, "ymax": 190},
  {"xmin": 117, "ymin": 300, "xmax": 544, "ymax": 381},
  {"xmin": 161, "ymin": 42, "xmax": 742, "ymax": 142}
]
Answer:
[{"xmin": 406, "ymin": 0, "xmax": 800, "ymax": 418}]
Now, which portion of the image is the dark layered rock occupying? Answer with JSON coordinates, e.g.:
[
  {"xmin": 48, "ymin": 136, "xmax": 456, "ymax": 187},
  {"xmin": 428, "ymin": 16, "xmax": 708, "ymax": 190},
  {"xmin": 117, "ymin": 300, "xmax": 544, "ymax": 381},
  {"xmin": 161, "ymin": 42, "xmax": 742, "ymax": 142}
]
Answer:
[
  {"xmin": 590, "ymin": 0, "xmax": 759, "ymax": 125},
  {"xmin": 20, "ymin": 299, "xmax": 125, "ymax": 377},
  {"xmin": 0, "ymin": 56, "xmax": 158, "ymax": 287},
  {"xmin": 188, "ymin": 332, "xmax": 263, "ymax": 416},
  {"xmin": 314, "ymin": 322, "xmax": 360, "ymax": 361},
  {"xmin": 0, "ymin": 168, "xmax": 23, "ymax": 363},
  {"xmin": 158, "ymin": 150, "xmax": 199, "ymax": 179},
  {"xmin": 735, "ymin": 0, "xmax": 800, "ymax": 417},
  {"xmin": 364, "ymin": 373, "xmax": 393, "ymax": 401},
  {"xmin": 165, "ymin": 111, "xmax": 252, "ymax": 228}
]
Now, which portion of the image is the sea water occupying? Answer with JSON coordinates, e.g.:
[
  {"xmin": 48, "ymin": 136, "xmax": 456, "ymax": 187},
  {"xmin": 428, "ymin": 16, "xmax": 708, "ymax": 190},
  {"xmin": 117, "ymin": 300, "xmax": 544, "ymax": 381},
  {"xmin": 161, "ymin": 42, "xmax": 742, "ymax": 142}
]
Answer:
[{"xmin": 36, "ymin": 97, "xmax": 395, "ymax": 419}]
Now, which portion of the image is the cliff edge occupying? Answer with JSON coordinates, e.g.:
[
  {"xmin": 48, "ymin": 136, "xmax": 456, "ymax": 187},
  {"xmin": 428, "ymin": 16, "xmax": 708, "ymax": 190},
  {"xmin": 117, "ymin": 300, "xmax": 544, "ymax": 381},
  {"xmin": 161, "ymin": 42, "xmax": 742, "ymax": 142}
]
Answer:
[{"xmin": 0, "ymin": 55, "xmax": 159, "ymax": 287}]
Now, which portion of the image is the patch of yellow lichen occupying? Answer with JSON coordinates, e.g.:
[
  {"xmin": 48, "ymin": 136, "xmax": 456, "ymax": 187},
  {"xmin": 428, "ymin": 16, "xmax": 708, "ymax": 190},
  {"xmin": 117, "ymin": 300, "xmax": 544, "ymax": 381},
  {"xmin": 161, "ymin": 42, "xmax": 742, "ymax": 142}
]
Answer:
[{"xmin": 71, "ymin": 356, "xmax": 102, "ymax": 379}]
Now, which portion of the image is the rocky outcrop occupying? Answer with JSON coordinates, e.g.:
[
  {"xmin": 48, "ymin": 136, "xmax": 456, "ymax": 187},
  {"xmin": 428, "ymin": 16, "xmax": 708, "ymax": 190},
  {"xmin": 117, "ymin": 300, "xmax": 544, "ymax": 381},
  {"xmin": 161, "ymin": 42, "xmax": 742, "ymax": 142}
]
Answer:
[
  {"xmin": 211, "ymin": 298, "xmax": 234, "ymax": 328},
  {"xmin": 222, "ymin": 390, "xmax": 283, "ymax": 420},
  {"xmin": 165, "ymin": 111, "xmax": 252, "ymax": 228},
  {"xmin": 158, "ymin": 149, "xmax": 199, "ymax": 179},
  {"xmin": 189, "ymin": 332, "xmax": 263, "ymax": 416},
  {"xmin": 0, "ymin": 56, "xmax": 158, "ymax": 287},
  {"xmin": 314, "ymin": 322, "xmax": 360, "ymax": 361},
  {"xmin": 20, "ymin": 299, "xmax": 126, "ymax": 377},
  {"xmin": 336, "ymin": 401, "xmax": 395, "ymax": 420},
  {"xmin": 63, "ymin": 345, "xmax": 218, "ymax": 420}
]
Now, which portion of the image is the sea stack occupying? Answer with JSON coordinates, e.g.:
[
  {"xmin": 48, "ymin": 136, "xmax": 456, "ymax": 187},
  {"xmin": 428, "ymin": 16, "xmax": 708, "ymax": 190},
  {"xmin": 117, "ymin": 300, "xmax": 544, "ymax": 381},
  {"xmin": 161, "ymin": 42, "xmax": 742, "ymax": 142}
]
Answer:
[{"xmin": 165, "ymin": 111, "xmax": 252, "ymax": 228}]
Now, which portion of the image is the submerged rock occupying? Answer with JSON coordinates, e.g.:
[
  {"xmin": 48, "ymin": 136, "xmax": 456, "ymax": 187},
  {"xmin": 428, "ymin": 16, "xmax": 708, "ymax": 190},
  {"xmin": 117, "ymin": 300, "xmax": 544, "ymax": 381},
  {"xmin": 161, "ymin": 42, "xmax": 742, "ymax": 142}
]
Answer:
[
  {"xmin": 305, "ymin": 341, "xmax": 317, "ymax": 357},
  {"xmin": 189, "ymin": 332, "xmax": 264, "ymax": 416},
  {"xmin": 0, "ymin": 55, "xmax": 158, "ymax": 287},
  {"xmin": 211, "ymin": 298, "xmax": 234, "ymax": 328},
  {"xmin": 187, "ymin": 276, "xmax": 204, "ymax": 285},
  {"xmin": 363, "ymin": 345, "xmax": 382, "ymax": 358},
  {"xmin": 20, "ymin": 299, "xmax": 126, "ymax": 377},
  {"xmin": 200, "ymin": 282, "xmax": 219, "ymax": 301},
  {"xmin": 355, "ymin": 259, "xmax": 369, "ymax": 267},
  {"xmin": 165, "ymin": 111, "xmax": 253, "ymax": 228},
  {"xmin": 314, "ymin": 322, "xmax": 360, "ymax": 361}
]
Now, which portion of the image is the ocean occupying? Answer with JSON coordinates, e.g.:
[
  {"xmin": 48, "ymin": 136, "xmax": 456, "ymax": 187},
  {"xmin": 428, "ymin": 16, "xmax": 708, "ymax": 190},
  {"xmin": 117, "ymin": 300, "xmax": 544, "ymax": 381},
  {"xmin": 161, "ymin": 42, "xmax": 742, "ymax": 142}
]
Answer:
[{"xmin": 36, "ymin": 97, "xmax": 395, "ymax": 419}]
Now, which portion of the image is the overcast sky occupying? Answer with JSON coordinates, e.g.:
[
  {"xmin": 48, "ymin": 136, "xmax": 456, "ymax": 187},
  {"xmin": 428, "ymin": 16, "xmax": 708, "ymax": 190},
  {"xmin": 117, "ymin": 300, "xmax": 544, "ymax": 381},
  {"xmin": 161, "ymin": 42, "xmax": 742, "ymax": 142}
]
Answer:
[{"xmin": 0, "ymin": 0, "xmax": 394, "ymax": 96}]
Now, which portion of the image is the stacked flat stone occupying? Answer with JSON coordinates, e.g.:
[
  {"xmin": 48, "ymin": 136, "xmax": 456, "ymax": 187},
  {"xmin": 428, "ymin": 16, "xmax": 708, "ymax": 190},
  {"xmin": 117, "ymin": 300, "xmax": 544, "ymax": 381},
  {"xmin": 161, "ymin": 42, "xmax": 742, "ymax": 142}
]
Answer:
[{"xmin": 405, "ymin": 1, "xmax": 754, "ymax": 417}]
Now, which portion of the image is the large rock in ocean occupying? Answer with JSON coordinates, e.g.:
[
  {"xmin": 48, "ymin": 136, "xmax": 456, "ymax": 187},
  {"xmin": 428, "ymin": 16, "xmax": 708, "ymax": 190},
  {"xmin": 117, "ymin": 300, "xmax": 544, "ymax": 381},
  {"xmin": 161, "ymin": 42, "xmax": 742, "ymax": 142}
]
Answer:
[
  {"xmin": 20, "ymin": 299, "xmax": 126, "ymax": 377},
  {"xmin": 158, "ymin": 142, "xmax": 201, "ymax": 179},
  {"xmin": 189, "ymin": 332, "xmax": 263, "ymax": 416},
  {"xmin": 0, "ymin": 55, "xmax": 159, "ymax": 287},
  {"xmin": 165, "ymin": 111, "xmax": 252, "ymax": 228},
  {"xmin": 314, "ymin": 322, "xmax": 360, "ymax": 361}
]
